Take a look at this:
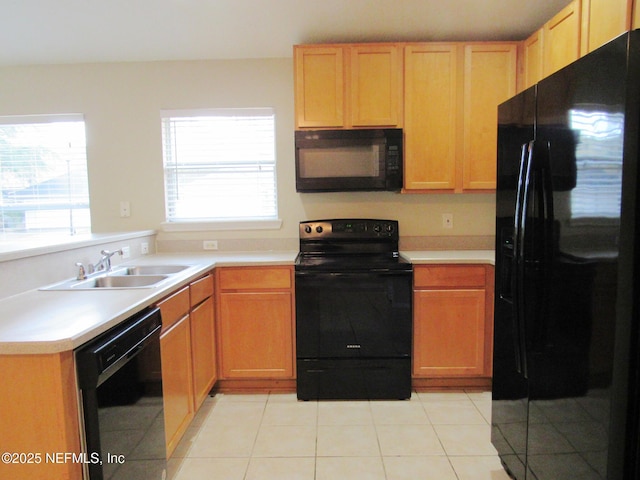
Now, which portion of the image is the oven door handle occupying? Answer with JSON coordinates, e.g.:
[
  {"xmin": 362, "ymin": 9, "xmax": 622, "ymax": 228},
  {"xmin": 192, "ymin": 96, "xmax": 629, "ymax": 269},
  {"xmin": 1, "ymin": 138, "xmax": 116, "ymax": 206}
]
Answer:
[{"xmin": 295, "ymin": 270, "xmax": 411, "ymax": 278}]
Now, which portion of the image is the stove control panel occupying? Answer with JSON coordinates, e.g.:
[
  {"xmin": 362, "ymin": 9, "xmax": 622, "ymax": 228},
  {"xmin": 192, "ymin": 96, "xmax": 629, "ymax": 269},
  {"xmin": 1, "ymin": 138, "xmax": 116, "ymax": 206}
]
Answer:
[{"xmin": 299, "ymin": 219, "xmax": 398, "ymax": 240}]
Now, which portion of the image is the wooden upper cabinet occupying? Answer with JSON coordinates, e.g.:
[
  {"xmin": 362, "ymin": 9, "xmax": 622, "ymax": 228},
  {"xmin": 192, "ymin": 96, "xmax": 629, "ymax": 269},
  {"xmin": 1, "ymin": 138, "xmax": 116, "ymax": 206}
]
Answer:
[
  {"xmin": 543, "ymin": 0, "xmax": 581, "ymax": 77},
  {"xmin": 349, "ymin": 44, "xmax": 402, "ymax": 127},
  {"xmin": 294, "ymin": 46, "xmax": 345, "ymax": 128},
  {"xmin": 581, "ymin": 0, "xmax": 632, "ymax": 54},
  {"xmin": 522, "ymin": 29, "xmax": 543, "ymax": 90},
  {"xmin": 463, "ymin": 43, "xmax": 517, "ymax": 190},
  {"xmin": 294, "ymin": 44, "xmax": 402, "ymax": 129},
  {"xmin": 404, "ymin": 43, "xmax": 459, "ymax": 190}
]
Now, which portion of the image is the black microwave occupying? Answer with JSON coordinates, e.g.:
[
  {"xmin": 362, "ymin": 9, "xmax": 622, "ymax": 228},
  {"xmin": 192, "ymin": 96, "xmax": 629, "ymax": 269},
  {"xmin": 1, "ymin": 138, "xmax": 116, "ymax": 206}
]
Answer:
[{"xmin": 295, "ymin": 129, "xmax": 403, "ymax": 192}]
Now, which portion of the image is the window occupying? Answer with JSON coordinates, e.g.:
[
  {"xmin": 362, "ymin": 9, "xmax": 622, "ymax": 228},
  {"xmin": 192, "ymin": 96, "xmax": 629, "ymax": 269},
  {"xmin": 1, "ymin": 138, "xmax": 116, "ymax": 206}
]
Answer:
[
  {"xmin": 0, "ymin": 115, "xmax": 90, "ymax": 238},
  {"xmin": 161, "ymin": 108, "xmax": 278, "ymax": 224},
  {"xmin": 569, "ymin": 109, "xmax": 623, "ymax": 221}
]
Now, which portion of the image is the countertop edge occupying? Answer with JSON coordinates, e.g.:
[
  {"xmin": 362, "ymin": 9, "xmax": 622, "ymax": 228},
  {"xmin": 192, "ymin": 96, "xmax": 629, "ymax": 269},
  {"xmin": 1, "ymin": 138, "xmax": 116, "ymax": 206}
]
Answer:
[
  {"xmin": 0, "ymin": 251, "xmax": 298, "ymax": 355},
  {"xmin": 401, "ymin": 250, "xmax": 495, "ymax": 266},
  {"xmin": 0, "ymin": 249, "xmax": 495, "ymax": 355}
]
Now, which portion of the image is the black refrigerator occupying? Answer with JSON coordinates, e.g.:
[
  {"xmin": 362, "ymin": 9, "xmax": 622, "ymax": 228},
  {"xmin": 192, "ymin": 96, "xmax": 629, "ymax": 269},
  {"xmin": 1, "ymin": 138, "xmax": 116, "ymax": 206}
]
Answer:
[{"xmin": 492, "ymin": 30, "xmax": 640, "ymax": 480}]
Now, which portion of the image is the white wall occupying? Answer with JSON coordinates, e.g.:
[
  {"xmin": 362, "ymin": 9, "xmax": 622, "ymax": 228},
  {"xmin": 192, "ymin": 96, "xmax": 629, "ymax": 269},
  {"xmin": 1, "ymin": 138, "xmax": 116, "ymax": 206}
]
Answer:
[{"xmin": 0, "ymin": 58, "xmax": 495, "ymax": 247}]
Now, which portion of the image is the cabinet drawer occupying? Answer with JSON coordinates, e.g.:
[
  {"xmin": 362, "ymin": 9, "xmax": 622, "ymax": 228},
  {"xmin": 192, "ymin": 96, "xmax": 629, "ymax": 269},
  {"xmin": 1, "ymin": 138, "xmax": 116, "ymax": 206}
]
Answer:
[
  {"xmin": 218, "ymin": 267, "xmax": 292, "ymax": 290},
  {"xmin": 157, "ymin": 286, "xmax": 190, "ymax": 329},
  {"xmin": 414, "ymin": 265, "xmax": 486, "ymax": 288},
  {"xmin": 190, "ymin": 274, "xmax": 214, "ymax": 307}
]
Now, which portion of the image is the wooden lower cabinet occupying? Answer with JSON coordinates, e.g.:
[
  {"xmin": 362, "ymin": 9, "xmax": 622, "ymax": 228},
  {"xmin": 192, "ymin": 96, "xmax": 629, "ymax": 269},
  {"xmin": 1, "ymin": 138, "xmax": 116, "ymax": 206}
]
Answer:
[
  {"xmin": 219, "ymin": 292, "xmax": 293, "ymax": 378},
  {"xmin": 0, "ymin": 352, "xmax": 82, "ymax": 480},
  {"xmin": 160, "ymin": 314, "xmax": 194, "ymax": 457},
  {"xmin": 413, "ymin": 264, "xmax": 494, "ymax": 389},
  {"xmin": 157, "ymin": 272, "xmax": 216, "ymax": 457},
  {"xmin": 191, "ymin": 296, "xmax": 216, "ymax": 409},
  {"xmin": 414, "ymin": 288, "xmax": 486, "ymax": 377},
  {"xmin": 216, "ymin": 266, "xmax": 295, "ymax": 390}
]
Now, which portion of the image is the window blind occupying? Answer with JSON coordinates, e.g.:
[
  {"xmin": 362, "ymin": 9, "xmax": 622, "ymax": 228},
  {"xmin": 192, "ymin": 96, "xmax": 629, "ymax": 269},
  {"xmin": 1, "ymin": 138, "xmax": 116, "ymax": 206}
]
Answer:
[
  {"xmin": 569, "ymin": 109, "xmax": 623, "ymax": 221},
  {"xmin": 161, "ymin": 108, "xmax": 277, "ymax": 222},
  {"xmin": 0, "ymin": 115, "xmax": 90, "ymax": 237}
]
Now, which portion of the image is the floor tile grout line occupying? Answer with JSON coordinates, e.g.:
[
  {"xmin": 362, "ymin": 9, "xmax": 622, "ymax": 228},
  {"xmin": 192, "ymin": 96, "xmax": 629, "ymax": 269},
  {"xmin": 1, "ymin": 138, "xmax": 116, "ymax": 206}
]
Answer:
[
  {"xmin": 243, "ymin": 392, "xmax": 271, "ymax": 480},
  {"xmin": 368, "ymin": 397, "xmax": 389, "ymax": 479},
  {"xmin": 173, "ymin": 390, "xmax": 500, "ymax": 479}
]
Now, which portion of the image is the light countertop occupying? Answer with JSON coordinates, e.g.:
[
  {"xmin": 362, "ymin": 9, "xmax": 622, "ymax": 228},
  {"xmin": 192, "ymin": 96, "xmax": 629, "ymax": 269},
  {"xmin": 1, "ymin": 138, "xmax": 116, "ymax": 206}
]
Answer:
[
  {"xmin": 0, "ymin": 249, "xmax": 494, "ymax": 355},
  {"xmin": 0, "ymin": 252, "xmax": 297, "ymax": 355},
  {"xmin": 402, "ymin": 250, "xmax": 495, "ymax": 265}
]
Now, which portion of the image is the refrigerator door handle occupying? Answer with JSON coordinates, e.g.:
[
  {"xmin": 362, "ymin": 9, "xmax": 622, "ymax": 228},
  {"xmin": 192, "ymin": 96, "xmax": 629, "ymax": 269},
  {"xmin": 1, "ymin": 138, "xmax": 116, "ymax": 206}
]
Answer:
[
  {"xmin": 519, "ymin": 140, "xmax": 555, "ymax": 359},
  {"xmin": 530, "ymin": 140, "xmax": 555, "ymax": 352},
  {"xmin": 512, "ymin": 141, "xmax": 531, "ymax": 377}
]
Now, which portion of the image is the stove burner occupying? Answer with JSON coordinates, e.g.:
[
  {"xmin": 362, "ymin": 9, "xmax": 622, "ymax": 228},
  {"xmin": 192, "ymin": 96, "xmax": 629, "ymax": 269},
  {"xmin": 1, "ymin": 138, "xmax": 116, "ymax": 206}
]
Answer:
[{"xmin": 296, "ymin": 219, "xmax": 409, "ymax": 272}]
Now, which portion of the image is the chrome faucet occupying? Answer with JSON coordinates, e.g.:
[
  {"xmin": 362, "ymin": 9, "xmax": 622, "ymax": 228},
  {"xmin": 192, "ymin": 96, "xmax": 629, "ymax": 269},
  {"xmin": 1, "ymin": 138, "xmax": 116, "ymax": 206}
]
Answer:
[
  {"xmin": 91, "ymin": 249, "xmax": 124, "ymax": 273},
  {"xmin": 75, "ymin": 262, "xmax": 87, "ymax": 280}
]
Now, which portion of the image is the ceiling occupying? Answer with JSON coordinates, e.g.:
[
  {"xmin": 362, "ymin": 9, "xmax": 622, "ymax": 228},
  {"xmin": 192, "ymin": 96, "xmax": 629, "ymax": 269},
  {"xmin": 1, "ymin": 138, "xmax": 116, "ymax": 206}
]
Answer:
[{"xmin": 1, "ymin": 0, "xmax": 572, "ymax": 67}]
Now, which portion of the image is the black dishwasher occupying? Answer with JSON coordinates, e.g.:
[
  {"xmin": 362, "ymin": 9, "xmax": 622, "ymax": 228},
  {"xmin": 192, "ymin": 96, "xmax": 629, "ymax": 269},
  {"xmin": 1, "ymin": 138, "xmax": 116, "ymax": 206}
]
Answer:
[{"xmin": 75, "ymin": 307, "xmax": 166, "ymax": 480}]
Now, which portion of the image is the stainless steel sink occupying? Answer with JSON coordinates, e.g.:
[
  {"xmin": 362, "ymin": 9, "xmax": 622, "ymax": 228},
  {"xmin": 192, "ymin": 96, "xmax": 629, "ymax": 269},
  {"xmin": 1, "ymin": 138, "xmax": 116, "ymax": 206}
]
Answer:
[
  {"xmin": 42, "ymin": 274, "xmax": 170, "ymax": 290},
  {"xmin": 41, "ymin": 263, "xmax": 196, "ymax": 290},
  {"xmin": 113, "ymin": 265, "xmax": 190, "ymax": 275},
  {"xmin": 71, "ymin": 275, "xmax": 169, "ymax": 289}
]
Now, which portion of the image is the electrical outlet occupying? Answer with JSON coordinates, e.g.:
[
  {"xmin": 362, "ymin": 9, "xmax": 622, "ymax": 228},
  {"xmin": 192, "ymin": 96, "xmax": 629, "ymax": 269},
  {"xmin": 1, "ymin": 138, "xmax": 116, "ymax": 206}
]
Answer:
[
  {"xmin": 442, "ymin": 213, "xmax": 454, "ymax": 229},
  {"xmin": 121, "ymin": 245, "xmax": 131, "ymax": 259},
  {"xmin": 119, "ymin": 201, "xmax": 131, "ymax": 218},
  {"xmin": 141, "ymin": 242, "xmax": 149, "ymax": 255},
  {"xmin": 203, "ymin": 240, "xmax": 218, "ymax": 250}
]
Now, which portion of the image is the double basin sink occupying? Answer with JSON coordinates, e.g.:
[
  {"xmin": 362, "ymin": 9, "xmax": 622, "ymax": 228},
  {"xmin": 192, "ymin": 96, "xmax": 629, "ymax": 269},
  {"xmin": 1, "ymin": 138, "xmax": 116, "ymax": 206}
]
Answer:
[{"xmin": 42, "ymin": 264, "xmax": 193, "ymax": 290}]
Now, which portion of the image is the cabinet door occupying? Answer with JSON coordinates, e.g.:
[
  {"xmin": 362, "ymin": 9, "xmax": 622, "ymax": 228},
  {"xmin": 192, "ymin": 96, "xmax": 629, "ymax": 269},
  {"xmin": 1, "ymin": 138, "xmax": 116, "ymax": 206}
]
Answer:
[
  {"xmin": 350, "ymin": 44, "xmax": 402, "ymax": 127},
  {"xmin": 0, "ymin": 352, "xmax": 82, "ymax": 480},
  {"xmin": 219, "ymin": 292, "xmax": 293, "ymax": 379},
  {"xmin": 160, "ymin": 315, "xmax": 194, "ymax": 457},
  {"xmin": 404, "ymin": 43, "xmax": 459, "ymax": 190},
  {"xmin": 462, "ymin": 43, "xmax": 517, "ymax": 190},
  {"xmin": 543, "ymin": 0, "xmax": 581, "ymax": 77},
  {"xmin": 157, "ymin": 286, "xmax": 189, "ymax": 331},
  {"xmin": 191, "ymin": 297, "xmax": 216, "ymax": 410},
  {"xmin": 413, "ymin": 289, "xmax": 486, "ymax": 377},
  {"xmin": 523, "ymin": 29, "xmax": 543, "ymax": 90},
  {"xmin": 294, "ymin": 46, "xmax": 344, "ymax": 128},
  {"xmin": 581, "ymin": 0, "xmax": 632, "ymax": 54}
]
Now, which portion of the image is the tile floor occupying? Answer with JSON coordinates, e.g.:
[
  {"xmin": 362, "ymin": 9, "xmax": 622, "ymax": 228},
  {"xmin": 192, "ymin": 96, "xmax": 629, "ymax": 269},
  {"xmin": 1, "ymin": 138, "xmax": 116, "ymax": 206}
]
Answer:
[{"xmin": 169, "ymin": 390, "xmax": 511, "ymax": 480}]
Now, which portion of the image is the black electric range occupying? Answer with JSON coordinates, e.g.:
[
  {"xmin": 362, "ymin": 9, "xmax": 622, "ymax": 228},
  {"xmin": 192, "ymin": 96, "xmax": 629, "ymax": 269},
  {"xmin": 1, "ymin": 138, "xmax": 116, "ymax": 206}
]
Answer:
[{"xmin": 295, "ymin": 219, "xmax": 413, "ymax": 400}]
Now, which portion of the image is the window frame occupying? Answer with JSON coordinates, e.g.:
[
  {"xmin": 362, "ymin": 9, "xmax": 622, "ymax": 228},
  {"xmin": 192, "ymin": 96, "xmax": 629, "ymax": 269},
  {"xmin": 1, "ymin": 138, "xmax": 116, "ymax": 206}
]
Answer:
[
  {"xmin": 160, "ymin": 107, "xmax": 281, "ymax": 231},
  {"xmin": 0, "ymin": 113, "xmax": 91, "ymax": 241}
]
